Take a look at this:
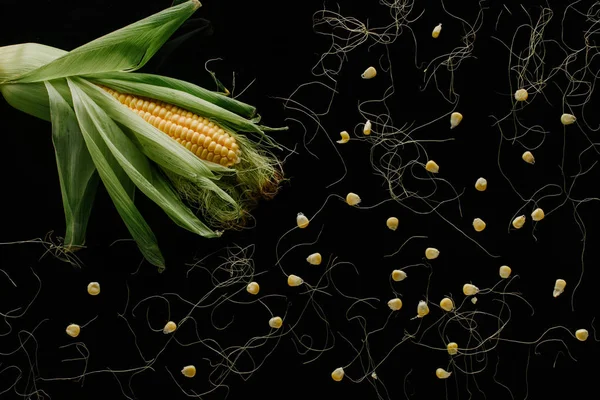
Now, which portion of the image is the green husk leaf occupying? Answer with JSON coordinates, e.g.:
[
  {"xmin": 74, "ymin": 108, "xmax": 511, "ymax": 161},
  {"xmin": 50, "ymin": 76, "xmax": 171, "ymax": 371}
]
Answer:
[
  {"xmin": 1, "ymin": 78, "xmax": 71, "ymax": 121},
  {"xmin": 8, "ymin": 1, "xmax": 201, "ymax": 84},
  {"xmin": 88, "ymin": 72, "xmax": 256, "ymax": 118},
  {"xmin": 0, "ymin": 43, "xmax": 66, "ymax": 83},
  {"xmin": 67, "ymin": 78, "xmax": 165, "ymax": 270},
  {"xmin": 67, "ymin": 79, "xmax": 220, "ymax": 238},
  {"xmin": 45, "ymin": 81, "xmax": 99, "ymax": 251}
]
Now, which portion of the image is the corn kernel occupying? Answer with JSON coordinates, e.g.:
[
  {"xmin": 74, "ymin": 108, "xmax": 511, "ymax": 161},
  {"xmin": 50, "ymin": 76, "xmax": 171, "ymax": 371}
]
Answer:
[
  {"xmin": 575, "ymin": 329, "xmax": 589, "ymax": 341},
  {"xmin": 87, "ymin": 282, "xmax": 100, "ymax": 296},
  {"xmin": 514, "ymin": 88, "xmax": 528, "ymax": 101},
  {"xmin": 463, "ymin": 283, "xmax": 479, "ymax": 296},
  {"xmin": 522, "ymin": 151, "xmax": 535, "ymax": 164},
  {"xmin": 561, "ymin": 113, "xmax": 576, "ymax": 125},
  {"xmin": 447, "ymin": 342, "xmax": 458, "ymax": 355},
  {"xmin": 512, "ymin": 215, "xmax": 526, "ymax": 229},
  {"xmin": 425, "ymin": 247, "xmax": 440, "ymax": 260},
  {"xmin": 440, "ymin": 297, "xmax": 454, "ymax": 312},
  {"xmin": 247, "ymin": 282, "xmax": 260, "ymax": 295},
  {"xmin": 475, "ymin": 177, "xmax": 487, "ymax": 191},
  {"xmin": 499, "ymin": 266, "xmax": 511, "ymax": 279},
  {"xmin": 450, "ymin": 112, "xmax": 463, "ymax": 129},
  {"xmin": 391, "ymin": 269, "xmax": 407, "ymax": 282},
  {"xmin": 531, "ymin": 208, "xmax": 544, "ymax": 221},
  {"xmin": 425, "ymin": 160, "xmax": 439, "ymax": 173},
  {"xmin": 436, "ymin": 368, "xmax": 452, "ymax": 379},
  {"xmin": 388, "ymin": 298, "xmax": 403, "ymax": 311},
  {"xmin": 386, "ymin": 217, "xmax": 399, "ymax": 231},
  {"xmin": 287, "ymin": 274, "xmax": 303, "ymax": 287},
  {"xmin": 296, "ymin": 213, "xmax": 309, "ymax": 228},
  {"xmin": 181, "ymin": 365, "xmax": 196, "ymax": 378},
  {"xmin": 331, "ymin": 367, "xmax": 345, "ymax": 381},
  {"xmin": 306, "ymin": 253, "xmax": 322, "ymax": 265},
  {"xmin": 269, "ymin": 316, "xmax": 283, "ymax": 329},
  {"xmin": 361, "ymin": 66, "xmax": 377, "ymax": 79},
  {"xmin": 432, "ymin": 23, "xmax": 442, "ymax": 38},
  {"xmin": 417, "ymin": 300, "xmax": 430, "ymax": 318},
  {"xmin": 553, "ymin": 279, "xmax": 566, "ymax": 298},
  {"xmin": 472, "ymin": 218, "xmax": 486, "ymax": 232},
  {"xmin": 163, "ymin": 321, "xmax": 177, "ymax": 334},
  {"xmin": 346, "ymin": 192, "xmax": 361, "ymax": 206},
  {"xmin": 66, "ymin": 324, "xmax": 80, "ymax": 338},
  {"xmin": 363, "ymin": 120, "xmax": 372, "ymax": 135}
]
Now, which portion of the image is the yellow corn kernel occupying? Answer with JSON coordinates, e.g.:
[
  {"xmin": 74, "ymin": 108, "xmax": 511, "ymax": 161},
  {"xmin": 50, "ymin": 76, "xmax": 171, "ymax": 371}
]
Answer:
[
  {"xmin": 163, "ymin": 321, "xmax": 177, "ymax": 334},
  {"xmin": 66, "ymin": 324, "xmax": 81, "ymax": 338},
  {"xmin": 440, "ymin": 297, "xmax": 454, "ymax": 312},
  {"xmin": 247, "ymin": 281, "xmax": 260, "ymax": 295},
  {"xmin": 447, "ymin": 342, "xmax": 458, "ymax": 355},
  {"xmin": 331, "ymin": 367, "xmax": 345, "ymax": 381},
  {"xmin": 101, "ymin": 87, "xmax": 240, "ymax": 167},
  {"xmin": 181, "ymin": 365, "xmax": 196, "ymax": 378}
]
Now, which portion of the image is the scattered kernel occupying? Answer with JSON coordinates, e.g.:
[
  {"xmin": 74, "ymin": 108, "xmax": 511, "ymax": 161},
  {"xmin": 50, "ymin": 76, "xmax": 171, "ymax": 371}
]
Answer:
[
  {"xmin": 363, "ymin": 120, "xmax": 372, "ymax": 135},
  {"xmin": 163, "ymin": 321, "xmax": 177, "ymax": 334},
  {"xmin": 575, "ymin": 329, "xmax": 589, "ymax": 341},
  {"xmin": 392, "ymin": 269, "xmax": 407, "ymax": 282},
  {"xmin": 463, "ymin": 283, "xmax": 479, "ymax": 296},
  {"xmin": 296, "ymin": 213, "xmax": 309, "ymax": 229},
  {"xmin": 471, "ymin": 297, "xmax": 478, "ymax": 304},
  {"xmin": 512, "ymin": 215, "xmax": 526, "ymax": 229},
  {"xmin": 306, "ymin": 253, "xmax": 322, "ymax": 265},
  {"xmin": 425, "ymin": 247, "xmax": 440, "ymax": 260},
  {"xmin": 247, "ymin": 281, "xmax": 260, "ymax": 295},
  {"xmin": 447, "ymin": 342, "xmax": 458, "ymax": 355},
  {"xmin": 514, "ymin": 88, "xmax": 528, "ymax": 102},
  {"xmin": 417, "ymin": 300, "xmax": 430, "ymax": 318},
  {"xmin": 432, "ymin": 23, "xmax": 442, "ymax": 38},
  {"xmin": 472, "ymin": 218, "xmax": 486, "ymax": 232},
  {"xmin": 475, "ymin": 177, "xmax": 487, "ymax": 191},
  {"xmin": 346, "ymin": 192, "xmax": 361, "ymax": 206},
  {"xmin": 553, "ymin": 279, "xmax": 566, "ymax": 298},
  {"xmin": 361, "ymin": 66, "xmax": 377, "ymax": 79},
  {"xmin": 66, "ymin": 324, "xmax": 80, "ymax": 338},
  {"xmin": 87, "ymin": 282, "xmax": 100, "ymax": 296},
  {"xmin": 561, "ymin": 113, "xmax": 576, "ymax": 125},
  {"xmin": 531, "ymin": 208, "xmax": 545, "ymax": 221},
  {"xmin": 337, "ymin": 131, "xmax": 350, "ymax": 144},
  {"xmin": 499, "ymin": 266, "xmax": 512, "ymax": 279},
  {"xmin": 436, "ymin": 368, "xmax": 452, "ymax": 379},
  {"xmin": 386, "ymin": 217, "xmax": 399, "ymax": 231},
  {"xmin": 269, "ymin": 316, "xmax": 283, "ymax": 329},
  {"xmin": 181, "ymin": 365, "xmax": 196, "ymax": 378},
  {"xmin": 287, "ymin": 274, "xmax": 304, "ymax": 287},
  {"xmin": 331, "ymin": 367, "xmax": 345, "ymax": 381},
  {"xmin": 440, "ymin": 297, "xmax": 454, "ymax": 312},
  {"xmin": 522, "ymin": 151, "xmax": 535, "ymax": 164},
  {"xmin": 425, "ymin": 160, "xmax": 440, "ymax": 173},
  {"xmin": 388, "ymin": 298, "xmax": 403, "ymax": 311},
  {"xmin": 450, "ymin": 112, "xmax": 463, "ymax": 129}
]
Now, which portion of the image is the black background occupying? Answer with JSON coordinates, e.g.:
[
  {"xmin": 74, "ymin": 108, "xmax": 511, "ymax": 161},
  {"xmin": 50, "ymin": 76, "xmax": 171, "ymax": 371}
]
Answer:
[{"xmin": 1, "ymin": 0, "xmax": 599, "ymax": 399}]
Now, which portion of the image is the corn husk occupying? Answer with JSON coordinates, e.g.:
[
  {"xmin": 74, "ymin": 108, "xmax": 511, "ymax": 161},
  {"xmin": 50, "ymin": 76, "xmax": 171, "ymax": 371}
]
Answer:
[{"xmin": 0, "ymin": 0, "xmax": 285, "ymax": 270}]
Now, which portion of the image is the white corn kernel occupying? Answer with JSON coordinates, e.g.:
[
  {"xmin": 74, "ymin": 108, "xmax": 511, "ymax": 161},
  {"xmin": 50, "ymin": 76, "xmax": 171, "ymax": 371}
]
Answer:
[
  {"xmin": 66, "ymin": 324, "xmax": 81, "ymax": 338},
  {"xmin": 425, "ymin": 160, "xmax": 440, "ymax": 173},
  {"xmin": 388, "ymin": 298, "xmax": 403, "ymax": 311},
  {"xmin": 475, "ymin": 177, "xmax": 487, "ymax": 191},
  {"xmin": 471, "ymin": 297, "xmax": 478, "ymax": 304},
  {"xmin": 361, "ymin": 66, "xmax": 377, "ymax": 79},
  {"xmin": 440, "ymin": 297, "xmax": 454, "ymax": 312},
  {"xmin": 436, "ymin": 368, "xmax": 452, "ymax": 379},
  {"xmin": 512, "ymin": 215, "xmax": 526, "ymax": 229},
  {"xmin": 87, "ymin": 282, "xmax": 100, "ymax": 296},
  {"xmin": 296, "ymin": 212, "xmax": 309, "ymax": 228},
  {"xmin": 306, "ymin": 253, "xmax": 322, "ymax": 265},
  {"xmin": 392, "ymin": 269, "xmax": 407, "ymax": 282},
  {"xmin": 425, "ymin": 247, "xmax": 440, "ymax": 260},
  {"xmin": 472, "ymin": 218, "xmax": 486, "ymax": 232},
  {"xmin": 287, "ymin": 274, "xmax": 304, "ymax": 287},
  {"xmin": 331, "ymin": 367, "xmax": 345, "ymax": 381},
  {"xmin": 561, "ymin": 113, "xmax": 576, "ymax": 125},
  {"xmin": 432, "ymin": 23, "xmax": 442, "ymax": 38},
  {"xmin": 463, "ymin": 283, "xmax": 479, "ymax": 296},
  {"xmin": 417, "ymin": 300, "xmax": 430, "ymax": 318},
  {"xmin": 531, "ymin": 208, "xmax": 545, "ymax": 221},
  {"xmin": 553, "ymin": 279, "xmax": 566, "ymax": 298},
  {"xmin": 246, "ymin": 281, "xmax": 260, "ymax": 295},
  {"xmin": 386, "ymin": 217, "xmax": 399, "ymax": 231},
  {"xmin": 346, "ymin": 192, "xmax": 361, "ymax": 206},
  {"xmin": 337, "ymin": 130, "xmax": 350, "ymax": 144},
  {"xmin": 499, "ymin": 266, "xmax": 512, "ymax": 279},
  {"xmin": 450, "ymin": 112, "xmax": 463, "ymax": 129},
  {"xmin": 181, "ymin": 365, "xmax": 196, "ymax": 378},
  {"xmin": 522, "ymin": 151, "xmax": 535, "ymax": 164},
  {"xmin": 514, "ymin": 88, "xmax": 528, "ymax": 102},
  {"xmin": 163, "ymin": 321, "xmax": 177, "ymax": 334},
  {"xmin": 269, "ymin": 316, "xmax": 283, "ymax": 329},
  {"xmin": 575, "ymin": 329, "xmax": 589, "ymax": 341},
  {"xmin": 447, "ymin": 342, "xmax": 458, "ymax": 355},
  {"xmin": 363, "ymin": 120, "xmax": 372, "ymax": 135}
]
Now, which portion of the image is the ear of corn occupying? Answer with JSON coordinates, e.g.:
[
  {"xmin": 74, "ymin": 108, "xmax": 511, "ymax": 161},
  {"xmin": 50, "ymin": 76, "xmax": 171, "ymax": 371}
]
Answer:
[{"xmin": 0, "ymin": 0, "xmax": 286, "ymax": 270}]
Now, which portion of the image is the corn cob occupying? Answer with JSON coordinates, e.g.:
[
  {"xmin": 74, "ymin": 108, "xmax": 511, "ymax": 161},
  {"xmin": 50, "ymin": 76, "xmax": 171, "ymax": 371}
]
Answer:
[{"xmin": 100, "ymin": 86, "xmax": 241, "ymax": 167}]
